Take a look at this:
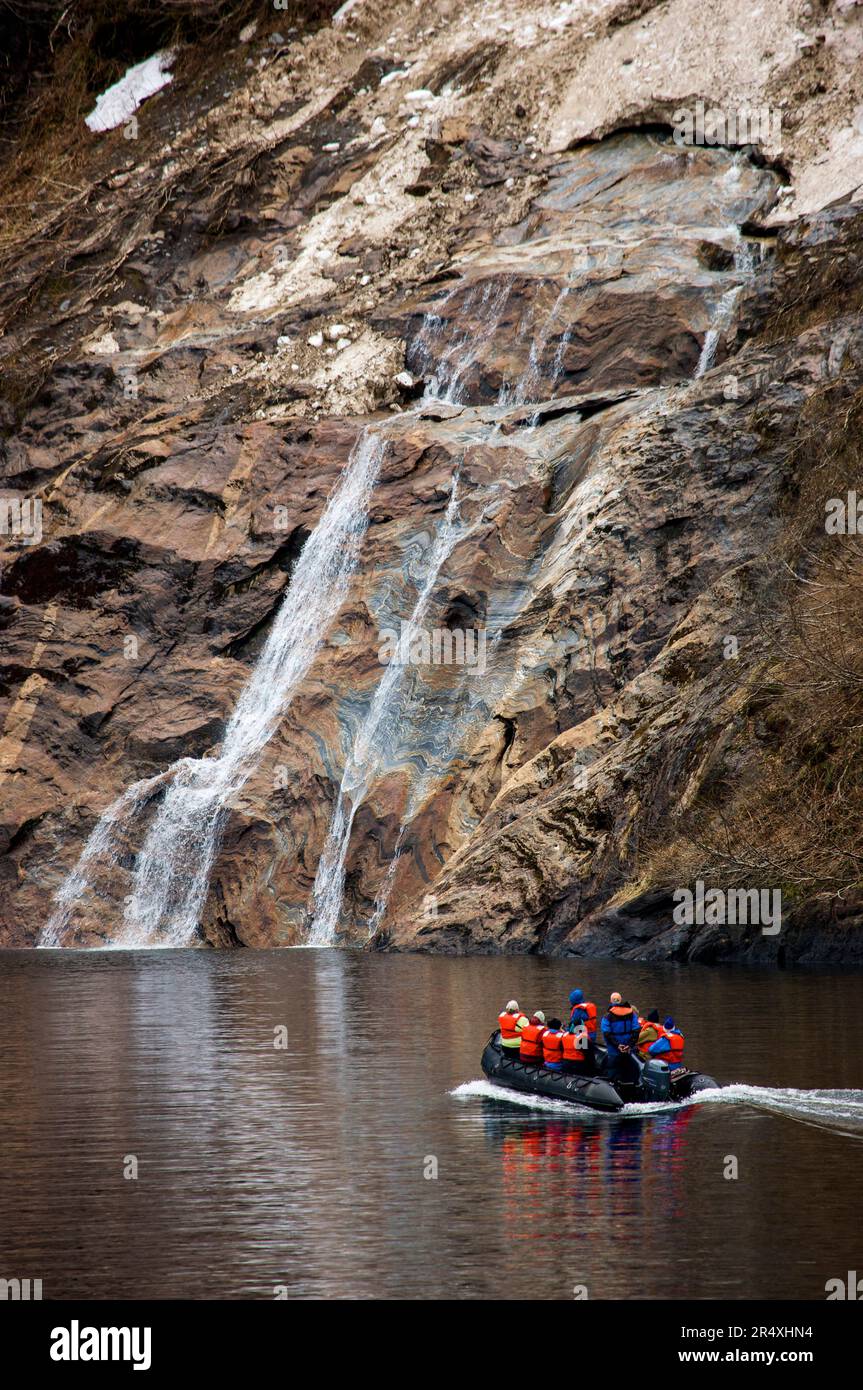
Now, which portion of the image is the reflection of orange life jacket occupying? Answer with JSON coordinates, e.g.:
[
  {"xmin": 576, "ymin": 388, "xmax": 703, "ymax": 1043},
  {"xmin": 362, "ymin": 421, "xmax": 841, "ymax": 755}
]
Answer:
[
  {"xmin": 542, "ymin": 1029, "xmax": 564, "ymax": 1065},
  {"xmin": 665, "ymin": 1029, "xmax": 685, "ymax": 1065},
  {"xmin": 562, "ymin": 1028, "xmax": 588, "ymax": 1064},
  {"xmin": 520, "ymin": 1023, "xmax": 547, "ymax": 1059},
  {"xmin": 499, "ymin": 1010, "xmax": 527, "ymax": 1046}
]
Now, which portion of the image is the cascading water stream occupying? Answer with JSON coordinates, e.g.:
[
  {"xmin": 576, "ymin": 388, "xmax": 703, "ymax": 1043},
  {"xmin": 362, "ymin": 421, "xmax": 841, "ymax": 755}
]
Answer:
[
  {"xmin": 694, "ymin": 285, "xmax": 742, "ymax": 379},
  {"xmin": 499, "ymin": 284, "xmax": 573, "ymax": 418},
  {"xmin": 308, "ymin": 279, "xmax": 579, "ymax": 945},
  {"xmin": 45, "ymin": 269, "xmax": 577, "ymax": 949},
  {"xmin": 42, "ymin": 428, "xmax": 386, "ymax": 947},
  {"xmin": 411, "ymin": 277, "xmax": 514, "ymax": 404},
  {"xmin": 694, "ymin": 236, "xmax": 761, "ymax": 379},
  {"xmin": 42, "ymin": 772, "xmax": 171, "ymax": 946},
  {"xmin": 306, "ymin": 472, "xmax": 466, "ymax": 946}
]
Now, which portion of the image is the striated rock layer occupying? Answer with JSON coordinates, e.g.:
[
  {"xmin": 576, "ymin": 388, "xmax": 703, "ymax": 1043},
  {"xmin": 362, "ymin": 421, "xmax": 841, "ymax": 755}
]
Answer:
[{"xmin": 2, "ymin": 0, "xmax": 863, "ymax": 962}]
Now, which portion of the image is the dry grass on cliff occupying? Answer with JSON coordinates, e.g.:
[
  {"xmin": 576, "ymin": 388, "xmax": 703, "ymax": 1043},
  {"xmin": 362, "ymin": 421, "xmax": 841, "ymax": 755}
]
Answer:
[
  {"xmin": 0, "ymin": 0, "xmax": 338, "ymax": 413},
  {"xmin": 647, "ymin": 381, "xmax": 863, "ymax": 910},
  {"xmin": 0, "ymin": 0, "xmax": 335, "ymax": 249},
  {"xmin": 0, "ymin": 2, "xmax": 267, "ymax": 208}
]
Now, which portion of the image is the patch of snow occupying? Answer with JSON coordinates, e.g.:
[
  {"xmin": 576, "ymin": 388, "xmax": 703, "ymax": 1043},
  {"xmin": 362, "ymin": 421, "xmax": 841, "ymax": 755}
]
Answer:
[
  {"xmin": 85, "ymin": 332, "xmax": 120, "ymax": 355},
  {"xmin": 85, "ymin": 51, "xmax": 175, "ymax": 133}
]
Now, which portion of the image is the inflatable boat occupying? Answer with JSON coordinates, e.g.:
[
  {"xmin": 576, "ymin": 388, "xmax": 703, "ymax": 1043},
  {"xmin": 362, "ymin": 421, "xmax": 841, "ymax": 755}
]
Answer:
[{"xmin": 481, "ymin": 1031, "xmax": 719, "ymax": 1113}]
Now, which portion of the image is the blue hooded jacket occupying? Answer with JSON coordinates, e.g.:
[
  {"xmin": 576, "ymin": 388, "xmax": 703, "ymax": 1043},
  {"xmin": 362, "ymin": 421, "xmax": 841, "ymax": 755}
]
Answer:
[
  {"xmin": 601, "ymin": 1004, "xmax": 640, "ymax": 1053},
  {"xmin": 649, "ymin": 1023, "xmax": 683, "ymax": 1062}
]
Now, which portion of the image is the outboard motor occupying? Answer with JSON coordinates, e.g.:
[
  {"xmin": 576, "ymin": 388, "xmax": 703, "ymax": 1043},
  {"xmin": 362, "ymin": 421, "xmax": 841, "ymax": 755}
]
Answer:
[{"xmin": 640, "ymin": 1057, "xmax": 672, "ymax": 1102}]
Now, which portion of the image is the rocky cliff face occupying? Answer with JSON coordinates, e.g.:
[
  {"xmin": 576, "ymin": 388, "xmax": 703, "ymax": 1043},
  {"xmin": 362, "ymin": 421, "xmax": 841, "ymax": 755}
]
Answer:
[{"xmin": 2, "ymin": 0, "xmax": 863, "ymax": 961}]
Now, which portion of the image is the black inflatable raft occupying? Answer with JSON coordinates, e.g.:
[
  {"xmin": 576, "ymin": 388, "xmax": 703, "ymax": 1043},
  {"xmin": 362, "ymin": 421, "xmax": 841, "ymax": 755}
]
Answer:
[{"xmin": 481, "ymin": 1032, "xmax": 719, "ymax": 1113}]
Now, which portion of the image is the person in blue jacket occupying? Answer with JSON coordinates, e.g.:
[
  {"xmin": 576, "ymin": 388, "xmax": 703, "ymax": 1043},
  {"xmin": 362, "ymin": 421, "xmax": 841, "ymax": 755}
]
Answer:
[
  {"xmin": 648, "ymin": 1016, "xmax": 685, "ymax": 1069},
  {"xmin": 600, "ymin": 991, "xmax": 641, "ymax": 1084},
  {"xmin": 568, "ymin": 988, "xmax": 598, "ymax": 1068},
  {"xmin": 568, "ymin": 988, "xmax": 593, "ymax": 1028}
]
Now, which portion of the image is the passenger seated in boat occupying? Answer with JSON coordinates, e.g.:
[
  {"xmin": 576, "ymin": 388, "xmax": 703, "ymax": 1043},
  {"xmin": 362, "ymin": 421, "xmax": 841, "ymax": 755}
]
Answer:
[
  {"xmin": 561, "ymin": 1020, "xmax": 591, "ymax": 1074},
  {"xmin": 540, "ymin": 1018, "xmax": 565, "ymax": 1070},
  {"xmin": 498, "ymin": 1000, "xmax": 529, "ymax": 1051},
  {"xmin": 637, "ymin": 1008, "xmax": 665, "ymax": 1058},
  {"xmin": 518, "ymin": 1011, "xmax": 547, "ymax": 1065},
  {"xmin": 647, "ymin": 1017, "xmax": 685, "ymax": 1069}
]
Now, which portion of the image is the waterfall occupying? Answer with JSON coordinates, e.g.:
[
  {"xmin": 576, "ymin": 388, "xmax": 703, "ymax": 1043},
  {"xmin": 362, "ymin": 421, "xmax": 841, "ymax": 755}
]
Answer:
[
  {"xmin": 500, "ymin": 285, "xmax": 573, "ymax": 415},
  {"xmin": 411, "ymin": 277, "xmax": 513, "ymax": 402},
  {"xmin": 694, "ymin": 285, "xmax": 742, "ymax": 379},
  {"xmin": 366, "ymin": 825, "xmax": 406, "ymax": 939},
  {"xmin": 42, "ymin": 428, "xmax": 386, "ymax": 947},
  {"xmin": 410, "ymin": 273, "xmax": 576, "ymax": 413},
  {"xmin": 694, "ymin": 235, "xmax": 761, "ymax": 380},
  {"xmin": 309, "ymin": 275, "xmax": 582, "ymax": 944},
  {"xmin": 41, "ymin": 773, "xmax": 168, "ymax": 947},
  {"xmin": 306, "ymin": 472, "xmax": 465, "ymax": 946},
  {"xmin": 46, "ymin": 266, "xmax": 575, "ymax": 949}
]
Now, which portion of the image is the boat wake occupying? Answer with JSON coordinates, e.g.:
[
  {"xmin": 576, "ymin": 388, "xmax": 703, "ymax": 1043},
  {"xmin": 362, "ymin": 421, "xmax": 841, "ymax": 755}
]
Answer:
[
  {"xmin": 451, "ymin": 1079, "xmax": 863, "ymax": 1136},
  {"xmin": 704, "ymin": 1083, "xmax": 863, "ymax": 1138},
  {"xmin": 451, "ymin": 1079, "xmax": 681, "ymax": 1119}
]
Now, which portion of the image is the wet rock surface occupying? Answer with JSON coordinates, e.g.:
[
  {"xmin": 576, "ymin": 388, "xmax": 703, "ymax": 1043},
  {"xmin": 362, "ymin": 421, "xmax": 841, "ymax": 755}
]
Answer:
[{"xmin": 2, "ymin": 0, "xmax": 863, "ymax": 959}]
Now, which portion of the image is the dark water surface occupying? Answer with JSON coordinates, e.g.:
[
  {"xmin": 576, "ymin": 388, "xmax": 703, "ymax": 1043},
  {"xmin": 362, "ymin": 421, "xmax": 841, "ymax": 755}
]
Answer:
[{"xmin": 1, "ymin": 949, "xmax": 862, "ymax": 1300}]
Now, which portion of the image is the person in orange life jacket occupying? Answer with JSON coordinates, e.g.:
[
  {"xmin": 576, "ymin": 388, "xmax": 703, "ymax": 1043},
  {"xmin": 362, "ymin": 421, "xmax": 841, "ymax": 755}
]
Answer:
[
  {"xmin": 648, "ymin": 1017, "xmax": 685, "ymax": 1068},
  {"xmin": 601, "ymin": 991, "xmax": 641, "ymax": 1084},
  {"xmin": 561, "ymin": 1019, "xmax": 591, "ymax": 1073},
  {"xmin": 498, "ymin": 1000, "xmax": 529, "ymax": 1050},
  {"xmin": 637, "ymin": 1008, "xmax": 665, "ymax": 1058},
  {"xmin": 541, "ymin": 1018, "xmax": 565, "ymax": 1070},
  {"xmin": 568, "ymin": 988, "xmax": 598, "ymax": 1038},
  {"xmin": 519, "ymin": 1011, "xmax": 547, "ymax": 1064},
  {"xmin": 567, "ymin": 988, "xmax": 598, "ymax": 1071}
]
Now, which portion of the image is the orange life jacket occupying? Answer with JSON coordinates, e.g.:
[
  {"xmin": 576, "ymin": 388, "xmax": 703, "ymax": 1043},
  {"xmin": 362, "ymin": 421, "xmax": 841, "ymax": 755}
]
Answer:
[
  {"xmin": 637, "ymin": 1021, "xmax": 666, "ymax": 1056},
  {"xmin": 573, "ymin": 1000, "xmax": 598, "ymax": 1037},
  {"xmin": 665, "ymin": 1029, "xmax": 685, "ymax": 1065},
  {"xmin": 562, "ymin": 1028, "xmax": 588, "ymax": 1064},
  {"xmin": 498, "ymin": 1010, "xmax": 527, "ymax": 1046},
  {"xmin": 519, "ymin": 1022, "xmax": 547, "ymax": 1059},
  {"xmin": 542, "ymin": 1029, "xmax": 565, "ymax": 1065}
]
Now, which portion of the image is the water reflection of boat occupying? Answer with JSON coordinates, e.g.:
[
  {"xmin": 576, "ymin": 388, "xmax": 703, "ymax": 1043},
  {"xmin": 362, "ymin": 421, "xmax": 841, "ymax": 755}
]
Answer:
[
  {"xmin": 481, "ymin": 1031, "xmax": 720, "ymax": 1112},
  {"xmin": 481, "ymin": 1100, "xmax": 697, "ymax": 1245}
]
